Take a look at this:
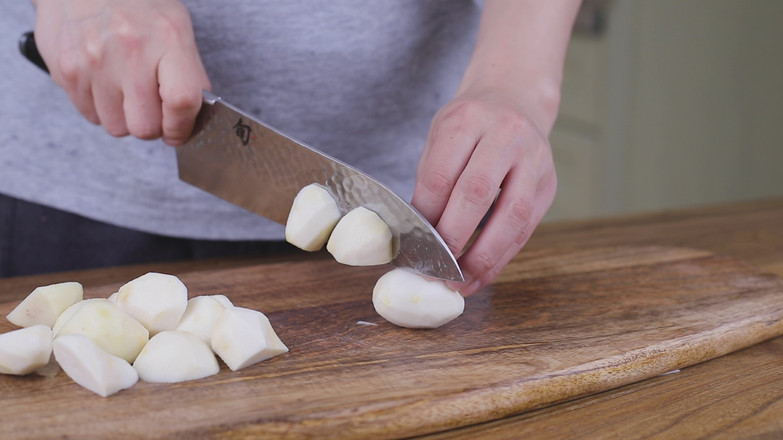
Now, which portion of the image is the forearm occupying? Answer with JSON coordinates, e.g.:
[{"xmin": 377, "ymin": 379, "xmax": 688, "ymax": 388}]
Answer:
[{"xmin": 457, "ymin": 0, "xmax": 581, "ymax": 134}]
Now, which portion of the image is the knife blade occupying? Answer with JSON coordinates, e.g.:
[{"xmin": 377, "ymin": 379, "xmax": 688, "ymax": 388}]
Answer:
[{"xmin": 177, "ymin": 91, "xmax": 463, "ymax": 282}]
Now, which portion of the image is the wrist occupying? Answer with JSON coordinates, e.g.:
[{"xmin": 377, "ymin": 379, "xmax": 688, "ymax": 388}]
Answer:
[
  {"xmin": 454, "ymin": 72, "xmax": 563, "ymax": 138},
  {"xmin": 454, "ymin": 0, "xmax": 580, "ymax": 136}
]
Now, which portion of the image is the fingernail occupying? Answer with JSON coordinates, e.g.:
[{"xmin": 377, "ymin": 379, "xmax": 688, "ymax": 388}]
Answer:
[{"xmin": 447, "ymin": 273, "xmax": 474, "ymax": 293}]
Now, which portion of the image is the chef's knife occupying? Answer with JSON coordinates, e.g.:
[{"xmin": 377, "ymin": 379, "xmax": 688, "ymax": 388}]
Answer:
[
  {"xmin": 18, "ymin": 31, "xmax": 463, "ymax": 282},
  {"xmin": 177, "ymin": 91, "xmax": 463, "ymax": 282}
]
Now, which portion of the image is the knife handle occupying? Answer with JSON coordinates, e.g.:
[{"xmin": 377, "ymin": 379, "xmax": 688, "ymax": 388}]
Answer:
[{"xmin": 19, "ymin": 31, "xmax": 50, "ymax": 74}]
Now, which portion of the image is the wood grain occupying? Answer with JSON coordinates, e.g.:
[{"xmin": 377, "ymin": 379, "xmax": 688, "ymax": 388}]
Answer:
[
  {"xmin": 527, "ymin": 198, "xmax": 783, "ymax": 272},
  {"xmin": 420, "ymin": 338, "xmax": 783, "ymax": 440},
  {"xmin": 1, "ymin": 245, "xmax": 782, "ymax": 439},
  {"xmin": 413, "ymin": 198, "xmax": 783, "ymax": 439}
]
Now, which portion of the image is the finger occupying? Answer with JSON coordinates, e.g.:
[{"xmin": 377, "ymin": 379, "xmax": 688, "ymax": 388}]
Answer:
[
  {"xmin": 91, "ymin": 79, "xmax": 129, "ymax": 137},
  {"xmin": 62, "ymin": 77, "xmax": 100, "ymax": 125},
  {"xmin": 412, "ymin": 102, "xmax": 482, "ymax": 226},
  {"xmin": 434, "ymin": 127, "xmax": 517, "ymax": 256},
  {"xmin": 53, "ymin": 49, "xmax": 101, "ymax": 125},
  {"xmin": 451, "ymin": 161, "xmax": 556, "ymax": 296},
  {"xmin": 122, "ymin": 70, "xmax": 163, "ymax": 141},
  {"xmin": 157, "ymin": 49, "xmax": 210, "ymax": 146}
]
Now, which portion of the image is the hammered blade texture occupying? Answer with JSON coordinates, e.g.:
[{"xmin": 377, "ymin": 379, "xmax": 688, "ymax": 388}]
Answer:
[{"xmin": 177, "ymin": 92, "xmax": 462, "ymax": 281}]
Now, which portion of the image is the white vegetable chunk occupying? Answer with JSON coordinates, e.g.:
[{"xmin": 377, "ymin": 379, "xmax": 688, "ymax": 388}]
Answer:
[
  {"xmin": 326, "ymin": 206, "xmax": 394, "ymax": 266},
  {"xmin": 211, "ymin": 307, "xmax": 288, "ymax": 371},
  {"xmin": 52, "ymin": 298, "xmax": 95, "ymax": 337},
  {"xmin": 53, "ymin": 334, "xmax": 138, "ymax": 397},
  {"xmin": 210, "ymin": 294, "xmax": 234, "ymax": 309},
  {"xmin": 133, "ymin": 331, "xmax": 219, "ymax": 383},
  {"xmin": 6, "ymin": 282, "xmax": 83, "ymax": 328},
  {"xmin": 285, "ymin": 183, "xmax": 342, "ymax": 251},
  {"xmin": 0, "ymin": 325, "xmax": 53, "ymax": 375},
  {"xmin": 372, "ymin": 268, "xmax": 465, "ymax": 329},
  {"xmin": 176, "ymin": 295, "xmax": 232, "ymax": 344},
  {"xmin": 116, "ymin": 272, "xmax": 188, "ymax": 335},
  {"xmin": 55, "ymin": 299, "xmax": 149, "ymax": 363}
]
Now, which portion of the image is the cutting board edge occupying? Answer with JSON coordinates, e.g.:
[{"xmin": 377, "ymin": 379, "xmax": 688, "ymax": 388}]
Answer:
[{"xmin": 197, "ymin": 309, "xmax": 783, "ymax": 440}]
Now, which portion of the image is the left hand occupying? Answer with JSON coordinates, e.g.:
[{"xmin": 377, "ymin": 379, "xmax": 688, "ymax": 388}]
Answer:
[{"xmin": 412, "ymin": 90, "xmax": 557, "ymax": 296}]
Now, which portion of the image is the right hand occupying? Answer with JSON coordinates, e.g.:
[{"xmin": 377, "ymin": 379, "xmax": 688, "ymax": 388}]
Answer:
[{"xmin": 33, "ymin": 0, "xmax": 211, "ymax": 146}]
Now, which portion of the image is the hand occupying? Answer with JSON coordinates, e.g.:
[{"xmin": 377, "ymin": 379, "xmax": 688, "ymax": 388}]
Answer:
[
  {"xmin": 412, "ymin": 0, "xmax": 579, "ymax": 295},
  {"xmin": 33, "ymin": 0, "xmax": 210, "ymax": 146},
  {"xmin": 412, "ymin": 91, "xmax": 557, "ymax": 296}
]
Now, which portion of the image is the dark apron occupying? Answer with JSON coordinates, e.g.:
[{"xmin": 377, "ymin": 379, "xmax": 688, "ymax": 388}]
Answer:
[{"xmin": 0, "ymin": 193, "xmax": 293, "ymax": 278}]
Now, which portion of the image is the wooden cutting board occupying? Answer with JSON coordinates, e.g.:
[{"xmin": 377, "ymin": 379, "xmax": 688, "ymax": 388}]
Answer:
[{"xmin": 1, "ymin": 246, "xmax": 782, "ymax": 439}]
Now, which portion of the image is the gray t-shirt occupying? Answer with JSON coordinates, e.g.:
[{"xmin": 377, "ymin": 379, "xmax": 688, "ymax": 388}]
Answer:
[{"xmin": 0, "ymin": 1, "xmax": 480, "ymax": 240}]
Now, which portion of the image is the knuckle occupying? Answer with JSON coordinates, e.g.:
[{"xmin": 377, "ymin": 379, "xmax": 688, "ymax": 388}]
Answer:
[
  {"xmin": 498, "ymin": 110, "xmax": 530, "ymax": 145},
  {"xmin": 161, "ymin": 118, "xmax": 195, "ymax": 146},
  {"xmin": 113, "ymin": 16, "xmax": 142, "ymax": 48},
  {"xmin": 82, "ymin": 37, "xmax": 107, "ymax": 71},
  {"xmin": 437, "ymin": 99, "xmax": 478, "ymax": 122},
  {"xmin": 505, "ymin": 197, "xmax": 536, "ymax": 248},
  {"xmin": 459, "ymin": 174, "xmax": 497, "ymax": 207},
  {"xmin": 444, "ymin": 100, "xmax": 485, "ymax": 127},
  {"xmin": 421, "ymin": 169, "xmax": 455, "ymax": 199},
  {"xmin": 513, "ymin": 225, "xmax": 533, "ymax": 247},
  {"xmin": 163, "ymin": 88, "xmax": 202, "ymax": 114},
  {"xmin": 55, "ymin": 50, "xmax": 81, "ymax": 84},
  {"xmin": 99, "ymin": 116, "xmax": 129, "ymax": 138},
  {"xmin": 451, "ymin": 99, "xmax": 483, "ymax": 120},
  {"xmin": 115, "ymin": 33, "xmax": 144, "ymax": 59},
  {"xmin": 105, "ymin": 126, "xmax": 130, "ymax": 138},
  {"xmin": 84, "ymin": 113, "xmax": 100, "ymax": 125},
  {"xmin": 502, "ymin": 107, "xmax": 528, "ymax": 129},
  {"xmin": 469, "ymin": 251, "xmax": 497, "ymax": 280},
  {"xmin": 129, "ymin": 122, "xmax": 162, "ymax": 140},
  {"xmin": 507, "ymin": 197, "xmax": 534, "ymax": 230},
  {"xmin": 74, "ymin": 103, "xmax": 100, "ymax": 125},
  {"xmin": 432, "ymin": 99, "xmax": 484, "ymax": 136}
]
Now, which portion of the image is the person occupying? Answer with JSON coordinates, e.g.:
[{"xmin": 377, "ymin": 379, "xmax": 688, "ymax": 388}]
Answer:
[{"xmin": 0, "ymin": 1, "xmax": 580, "ymax": 295}]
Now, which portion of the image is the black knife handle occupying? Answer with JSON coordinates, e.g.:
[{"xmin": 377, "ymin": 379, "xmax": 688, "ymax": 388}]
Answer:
[{"xmin": 19, "ymin": 31, "xmax": 50, "ymax": 74}]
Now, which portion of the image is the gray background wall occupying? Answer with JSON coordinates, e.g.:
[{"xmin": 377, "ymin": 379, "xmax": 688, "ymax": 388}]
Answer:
[{"xmin": 546, "ymin": 0, "xmax": 783, "ymax": 221}]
